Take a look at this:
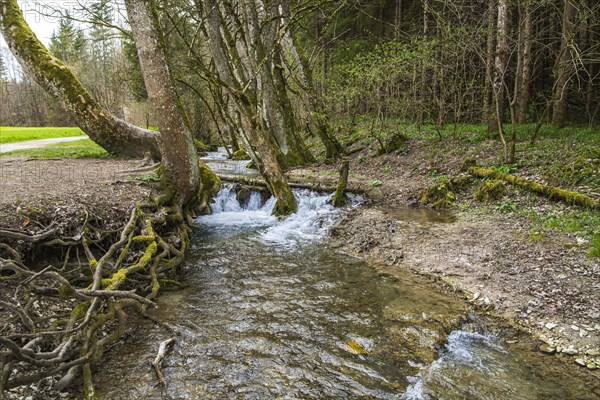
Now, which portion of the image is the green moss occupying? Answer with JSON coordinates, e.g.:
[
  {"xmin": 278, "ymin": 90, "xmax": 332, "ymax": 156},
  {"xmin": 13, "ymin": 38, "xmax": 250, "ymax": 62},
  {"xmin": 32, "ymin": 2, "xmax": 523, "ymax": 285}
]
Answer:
[
  {"xmin": 199, "ymin": 162, "xmax": 221, "ymax": 197},
  {"xmin": 138, "ymin": 241, "xmax": 157, "ymax": 269},
  {"xmin": 232, "ymin": 148, "xmax": 251, "ymax": 160},
  {"xmin": 377, "ymin": 133, "xmax": 408, "ymax": 155},
  {"xmin": 69, "ymin": 301, "xmax": 90, "ymax": 320},
  {"xmin": 115, "ymin": 244, "xmax": 129, "ymax": 266},
  {"xmin": 131, "ymin": 235, "xmax": 155, "ymax": 243},
  {"xmin": 58, "ymin": 284, "xmax": 75, "ymax": 298},
  {"xmin": 104, "ymin": 269, "xmax": 128, "ymax": 290},
  {"xmin": 193, "ymin": 139, "xmax": 212, "ymax": 152},
  {"xmin": 470, "ymin": 166, "xmax": 600, "ymax": 210},
  {"xmin": 474, "ymin": 179, "xmax": 505, "ymax": 203},
  {"xmin": 421, "ymin": 178, "xmax": 456, "ymax": 209},
  {"xmin": 589, "ymin": 236, "xmax": 600, "ymax": 258}
]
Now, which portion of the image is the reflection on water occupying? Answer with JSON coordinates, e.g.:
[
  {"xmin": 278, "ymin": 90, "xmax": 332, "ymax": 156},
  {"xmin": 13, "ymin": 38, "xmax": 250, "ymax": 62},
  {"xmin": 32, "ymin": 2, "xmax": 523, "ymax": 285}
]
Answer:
[{"xmin": 94, "ymin": 187, "xmax": 599, "ymax": 400}]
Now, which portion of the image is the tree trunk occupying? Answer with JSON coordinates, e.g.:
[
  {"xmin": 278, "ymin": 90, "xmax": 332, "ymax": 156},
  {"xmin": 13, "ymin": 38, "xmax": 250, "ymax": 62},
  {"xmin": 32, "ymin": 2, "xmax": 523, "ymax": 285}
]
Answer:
[
  {"xmin": 0, "ymin": 0, "xmax": 160, "ymax": 159},
  {"xmin": 279, "ymin": 0, "xmax": 343, "ymax": 159},
  {"xmin": 124, "ymin": 0, "xmax": 200, "ymax": 206},
  {"xmin": 417, "ymin": 0, "xmax": 429, "ymax": 127},
  {"xmin": 517, "ymin": 1, "xmax": 533, "ymax": 123},
  {"xmin": 199, "ymin": 0, "xmax": 297, "ymax": 215},
  {"xmin": 490, "ymin": 0, "xmax": 509, "ymax": 134},
  {"xmin": 332, "ymin": 156, "xmax": 349, "ymax": 207},
  {"xmin": 483, "ymin": 0, "xmax": 496, "ymax": 125},
  {"xmin": 552, "ymin": 0, "xmax": 576, "ymax": 127}
]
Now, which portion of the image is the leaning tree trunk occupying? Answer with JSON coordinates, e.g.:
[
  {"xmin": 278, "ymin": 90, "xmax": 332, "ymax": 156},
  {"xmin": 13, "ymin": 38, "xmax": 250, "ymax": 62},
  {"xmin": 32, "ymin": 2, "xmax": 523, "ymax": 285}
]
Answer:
[
  {"xmin": 124, "ymin": 0, "xmax": 200, "ymax": 206},
  {"xmin": 0, "ymin": 0, "xmax": 160, "ymax": 159},
  {"xmin": 280, "ymin": 0, "xmax": 343, "ymax": 159},
  {"xmin": 552, "ymin": 0, "xmax": 576, "ymax": 127},
  {"xmin": 198, "ymin": 0, "xmax": 298, "ymax": 215}
]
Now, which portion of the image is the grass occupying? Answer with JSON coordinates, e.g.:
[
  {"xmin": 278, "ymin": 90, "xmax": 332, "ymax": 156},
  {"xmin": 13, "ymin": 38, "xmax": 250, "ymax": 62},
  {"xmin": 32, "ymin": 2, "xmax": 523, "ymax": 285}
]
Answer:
[
  {"xmin": 0, "ymin": 126, "xmax": 86, "ymax": 144},
  {"xmin": 1, "ymin": 139, "xmax": 109, "ymax": 159}
]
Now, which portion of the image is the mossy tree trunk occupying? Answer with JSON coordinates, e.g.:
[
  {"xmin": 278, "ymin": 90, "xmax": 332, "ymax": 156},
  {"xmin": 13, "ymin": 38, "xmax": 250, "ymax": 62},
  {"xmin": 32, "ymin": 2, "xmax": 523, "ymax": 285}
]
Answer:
[
  {"xmin": 0, "ymin": 0, "xmax": 160, "ymax": 159},
  {"xmin": 332, "ymin": 157, "xmax": 350, "ymax": 207},
  {"xmin": 469, "ymin": 166, "xmax": 600, "ymax": 209},
  {"xmin": 124, "ymin": 0, "xmax": 200, "ymax": 206},
  {"xmin": 280, "ymin": 0, "xmax": 344, "ymax": 160}
]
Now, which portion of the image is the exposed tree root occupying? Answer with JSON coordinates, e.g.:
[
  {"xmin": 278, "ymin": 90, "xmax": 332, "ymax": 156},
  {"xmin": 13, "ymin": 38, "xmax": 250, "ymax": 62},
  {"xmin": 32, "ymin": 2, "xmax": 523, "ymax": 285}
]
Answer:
[
  {"xmin": 0, "ymin": 199, "xmax": 196, "ymax": 398},
  {"xmin": 469, "ymin": 166, "xmax": 600, "ymax": 209}
]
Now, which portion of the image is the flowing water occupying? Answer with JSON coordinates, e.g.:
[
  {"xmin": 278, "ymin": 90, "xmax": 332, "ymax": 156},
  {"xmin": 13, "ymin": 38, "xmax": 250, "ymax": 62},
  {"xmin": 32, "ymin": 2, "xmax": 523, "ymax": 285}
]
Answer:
[{"xmin": 94, "ymin": 185, "xmax": 599, "ymax": 399}]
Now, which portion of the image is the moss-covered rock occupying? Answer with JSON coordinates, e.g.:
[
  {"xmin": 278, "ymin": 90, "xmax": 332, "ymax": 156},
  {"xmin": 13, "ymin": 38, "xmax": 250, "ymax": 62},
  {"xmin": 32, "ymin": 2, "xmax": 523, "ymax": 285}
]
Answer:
[
  {"xmin": 377, "ymin": 133, "xmax": 408, "ymax": 155},
  {"xmin": 474, "ymin": 179, "xmax": 505, "ymax": 203},
  {"xmin": 193, "ymin": 139, "xmax": 211, "ymax": 153},
  {"xmin": 232, "ymin": 148, "xmax": 251, "ymax": 160},
  {"xmin": 460, "ymin": 157, "xmax": 478, "ymax": 172},
  {"xmin": 421, "ymin": 178, "xmax": 456, "ymax": 209}
]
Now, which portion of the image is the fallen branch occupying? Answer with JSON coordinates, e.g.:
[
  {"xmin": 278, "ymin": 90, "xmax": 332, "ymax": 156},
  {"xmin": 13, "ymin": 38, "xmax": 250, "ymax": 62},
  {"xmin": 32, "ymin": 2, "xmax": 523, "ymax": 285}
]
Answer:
[
  {"xmin": 218, "ymin": 174, "xmax": 365, "ymax": 193},
  {"xmin": 152, "ymin": 337, "xmax": 176, "ymax": 387},
  {"xmin": 469, "ymin": 166, "xmax": 600, "ymax": 209}
]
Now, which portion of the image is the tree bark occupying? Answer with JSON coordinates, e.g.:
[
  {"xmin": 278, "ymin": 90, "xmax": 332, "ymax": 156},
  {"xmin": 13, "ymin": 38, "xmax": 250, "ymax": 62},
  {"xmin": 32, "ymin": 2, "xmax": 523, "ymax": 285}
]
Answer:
[
  {"xmin": 124, "ymin": 0, "xmax": 200, "ymax": 206},
  {"xmin": 279, "ymin": 0, "xmax": 343, "ymax": 159},
  {"xmin": 483, "ymin": 0, "xmax": 496, "ymax": 125},
  {"xmin": 0, "ymin": 0, "xmax": 160, "ymax": 159},
  {"xmin": 490, "ymin": 0, "xmax": 509, "ymax": 134},
  {"xmin": 552, "ymin": 0, "xmax": 576, "ymax": 127},
  {"xmin": 199, "ymin": 0, "xmax": 298, "ymax": 215},
  {"xmin": 517, "ymin": 1, "xmax": 533, "ymax": 123}
]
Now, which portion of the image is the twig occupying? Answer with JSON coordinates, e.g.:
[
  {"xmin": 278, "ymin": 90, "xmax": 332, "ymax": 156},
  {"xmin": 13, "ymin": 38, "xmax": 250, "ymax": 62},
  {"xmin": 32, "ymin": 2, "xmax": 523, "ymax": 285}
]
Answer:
[{"xmin": 152, "ymin": 337, "xmax": 176, "ymax": 387}]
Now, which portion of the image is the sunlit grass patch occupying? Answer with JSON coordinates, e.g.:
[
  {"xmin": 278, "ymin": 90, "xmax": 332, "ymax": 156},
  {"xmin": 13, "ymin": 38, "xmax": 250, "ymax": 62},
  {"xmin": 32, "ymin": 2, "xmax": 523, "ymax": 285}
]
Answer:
[
  {"xmin": 0, "ymin": 126, "xmax": 85, "ymax": 144},
  {"xmin": 2, "ymin": 139, "xmax": 109, "ymax": 159}
]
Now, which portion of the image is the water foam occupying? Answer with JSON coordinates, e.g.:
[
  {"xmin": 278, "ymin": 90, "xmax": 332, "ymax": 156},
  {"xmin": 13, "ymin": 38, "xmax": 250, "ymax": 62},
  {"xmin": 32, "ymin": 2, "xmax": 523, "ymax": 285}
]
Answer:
[{"xmin": 196, "ymin": 184, "xmax": 361, "ymax": 245}]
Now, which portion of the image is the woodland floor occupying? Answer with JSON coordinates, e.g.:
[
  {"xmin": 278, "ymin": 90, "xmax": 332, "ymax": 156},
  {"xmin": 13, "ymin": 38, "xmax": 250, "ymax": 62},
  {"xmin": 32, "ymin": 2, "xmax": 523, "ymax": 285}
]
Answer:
[{"xmin": 0, "ymin": 157, "xmax": 157, "ymax": 230}]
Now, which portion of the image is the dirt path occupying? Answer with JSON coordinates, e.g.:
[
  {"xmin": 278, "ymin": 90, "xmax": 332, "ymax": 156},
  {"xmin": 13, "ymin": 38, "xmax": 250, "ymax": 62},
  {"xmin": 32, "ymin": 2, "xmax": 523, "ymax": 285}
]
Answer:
[{"xmin": 0, "ymin": 136, "xmax": 88, "ymax": 153}]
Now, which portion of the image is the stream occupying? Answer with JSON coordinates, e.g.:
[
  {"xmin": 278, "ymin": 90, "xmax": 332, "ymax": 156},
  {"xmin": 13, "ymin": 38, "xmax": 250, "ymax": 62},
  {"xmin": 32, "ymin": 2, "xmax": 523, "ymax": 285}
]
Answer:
[{"xmin": 93, "ymin": 153, "xmax": 598, "ymax": 399}]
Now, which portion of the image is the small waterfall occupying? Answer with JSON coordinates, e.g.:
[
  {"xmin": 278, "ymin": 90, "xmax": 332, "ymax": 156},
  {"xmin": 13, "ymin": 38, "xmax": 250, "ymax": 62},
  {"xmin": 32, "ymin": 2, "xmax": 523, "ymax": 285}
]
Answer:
[
  {"xmin": 196, "ymin": 184, "xmax": 361, "ymax": 245},
  {"xmin": 200, "ymin": 146, "xmax": 229, "ymax": 160}
]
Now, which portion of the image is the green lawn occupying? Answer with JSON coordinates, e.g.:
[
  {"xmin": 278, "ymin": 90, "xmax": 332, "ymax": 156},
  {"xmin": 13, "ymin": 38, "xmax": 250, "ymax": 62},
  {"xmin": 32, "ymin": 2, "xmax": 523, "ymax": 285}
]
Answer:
[
  {"xmin": 0, "ymin": 126, "xmax": 86, "ymax": 144},
  {"xmin": 1, "ymin": 139, "xmax": 109, "ymax": 159}
]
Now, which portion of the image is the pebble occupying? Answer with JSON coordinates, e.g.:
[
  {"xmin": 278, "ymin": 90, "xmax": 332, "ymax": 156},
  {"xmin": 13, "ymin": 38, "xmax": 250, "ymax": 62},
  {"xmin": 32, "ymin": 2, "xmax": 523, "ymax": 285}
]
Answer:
[
  {"xmin": 563, "ymin": 346, "xmax": 578, "ymax": 355},
  {"xmin": 587, "ymin": 363, "xmax": 598, "ymax": 370},
  {"xmin": 585, "ymin": 349, "xmax": 600, "ymax": 356},
  {"xmin": 540, "ymin": 344, "xmax": 556, "ymax": 354},
  {"xmin": 571, "ymin": 325, "xmax": 579, "ymax": 331},
  {"xmin": 575, "ymin": 358, "xmax": 586, "ymax": 366},
  {"xmin": 545, "ymin": 322, "xmax": 557, "ymax": 330}
]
